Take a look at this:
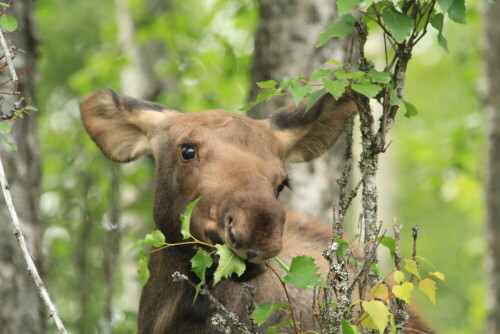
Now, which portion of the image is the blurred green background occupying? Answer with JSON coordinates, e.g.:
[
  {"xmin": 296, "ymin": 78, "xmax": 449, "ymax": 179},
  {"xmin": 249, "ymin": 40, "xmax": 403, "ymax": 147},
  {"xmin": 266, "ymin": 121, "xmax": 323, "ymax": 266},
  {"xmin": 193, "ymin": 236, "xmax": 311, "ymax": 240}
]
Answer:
[{"xmin": 34, "ymin": 0, "xmax": 484, "ymax": 333}]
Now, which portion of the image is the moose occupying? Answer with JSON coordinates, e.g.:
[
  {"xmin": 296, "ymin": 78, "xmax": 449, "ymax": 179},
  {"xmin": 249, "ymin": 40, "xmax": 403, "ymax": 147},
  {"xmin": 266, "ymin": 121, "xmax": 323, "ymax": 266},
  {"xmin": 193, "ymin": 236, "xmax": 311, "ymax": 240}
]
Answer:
[{"xmin": 80, "ymin": 89, "xmax": 431, "ymax": 333}]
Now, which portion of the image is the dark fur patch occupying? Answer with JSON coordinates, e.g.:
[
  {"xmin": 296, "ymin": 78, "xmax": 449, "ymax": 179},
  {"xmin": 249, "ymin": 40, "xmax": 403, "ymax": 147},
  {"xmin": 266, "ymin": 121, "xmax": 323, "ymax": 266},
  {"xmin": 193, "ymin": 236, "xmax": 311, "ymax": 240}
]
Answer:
[
  {"xmin": 107, "ymin": 89, "xmax": 169, "ymax": 113},
  {"xmin": 269, "ymin": 93, "xmax": 330, "ymax": 129},
  {"xmin": 180, "ymin": 285, "xmax": 210, "ymax": 324},
  {"xmin": 232, "ymin": 262, "xmax": 266, "ymax": 281}
]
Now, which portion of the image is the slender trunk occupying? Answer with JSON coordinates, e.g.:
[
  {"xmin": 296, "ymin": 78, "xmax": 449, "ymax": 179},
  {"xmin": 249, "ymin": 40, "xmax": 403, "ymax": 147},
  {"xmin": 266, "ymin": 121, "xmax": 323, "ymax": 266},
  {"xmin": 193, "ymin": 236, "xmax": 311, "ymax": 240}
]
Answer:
[
  {"xmin": 249, "ymin": 0, "xmax": 350, "ymax": 223},
  {"xmin": 484, "ymin": 2, "xmax": 500, "ymax": 332},
  {"xmin": 0, "ymin": 1, "xmax": 45, "ymax": 332}
]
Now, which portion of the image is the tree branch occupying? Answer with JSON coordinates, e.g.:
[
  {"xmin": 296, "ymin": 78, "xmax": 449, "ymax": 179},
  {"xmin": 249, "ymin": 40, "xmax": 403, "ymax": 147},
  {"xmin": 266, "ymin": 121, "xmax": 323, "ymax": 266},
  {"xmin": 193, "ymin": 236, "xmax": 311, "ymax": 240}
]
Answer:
[
  {"xmin": 0, "ymin": 27, "xmax": 18, "ymax": 88},
  {"xmin": 0, "ymin": 154, "xmax": 68, "ymax": 334}
]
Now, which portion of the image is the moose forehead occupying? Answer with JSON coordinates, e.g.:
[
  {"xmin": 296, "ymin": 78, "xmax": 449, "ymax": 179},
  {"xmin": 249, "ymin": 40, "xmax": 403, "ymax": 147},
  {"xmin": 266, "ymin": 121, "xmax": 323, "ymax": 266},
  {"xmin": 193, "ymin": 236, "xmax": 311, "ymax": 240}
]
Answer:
[{"xmin": 164, "ymin": 110, "xmax": 282, "ymax": 158}]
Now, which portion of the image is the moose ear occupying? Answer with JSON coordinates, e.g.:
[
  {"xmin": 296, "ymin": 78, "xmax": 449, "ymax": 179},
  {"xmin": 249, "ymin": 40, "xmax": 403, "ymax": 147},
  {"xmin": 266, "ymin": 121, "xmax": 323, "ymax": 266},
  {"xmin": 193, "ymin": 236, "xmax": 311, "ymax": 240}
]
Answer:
[
  {"xmin": 80, "ymin": 89, "xmax": 177, "ymax": 162},
  {"xmin": 267, "ymin": 93, "xmax": 357, "ymax": 163}
]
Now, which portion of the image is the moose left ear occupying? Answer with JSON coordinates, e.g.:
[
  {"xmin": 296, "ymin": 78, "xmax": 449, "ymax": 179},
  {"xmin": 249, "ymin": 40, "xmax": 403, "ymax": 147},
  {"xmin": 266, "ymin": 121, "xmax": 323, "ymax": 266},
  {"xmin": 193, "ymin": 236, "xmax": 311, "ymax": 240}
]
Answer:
[{"xmin": 267, "ymin": 93, "xmax": 357, "ymax": 163}]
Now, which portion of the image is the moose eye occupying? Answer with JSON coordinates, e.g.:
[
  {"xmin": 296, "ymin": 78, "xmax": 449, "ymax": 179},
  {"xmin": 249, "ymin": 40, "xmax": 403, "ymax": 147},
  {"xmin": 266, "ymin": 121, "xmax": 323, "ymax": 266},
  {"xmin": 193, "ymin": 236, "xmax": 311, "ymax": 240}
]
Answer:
[
  {"xmin": 277, "ymin": 179, "xmax": 290, "ymax": 194},
  {"xmin": 181, "ymin": 146, "xmax": 196, "ymax": 161}
]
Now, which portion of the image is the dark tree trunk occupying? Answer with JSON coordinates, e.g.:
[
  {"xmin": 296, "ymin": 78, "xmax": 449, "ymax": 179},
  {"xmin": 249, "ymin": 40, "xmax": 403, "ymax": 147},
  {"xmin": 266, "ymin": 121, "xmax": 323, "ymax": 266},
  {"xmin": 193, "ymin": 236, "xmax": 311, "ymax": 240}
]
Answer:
[
  {"xmin": 0, "ymin": 1, "xmax": 45, "ymax": 333},
  {"xmin": 249, "ymin": 0, "xmax": 351, "ymax": 223},
  {"xmin": 484, "ymin": 2, "xmax": 500, "ymax": 333}
]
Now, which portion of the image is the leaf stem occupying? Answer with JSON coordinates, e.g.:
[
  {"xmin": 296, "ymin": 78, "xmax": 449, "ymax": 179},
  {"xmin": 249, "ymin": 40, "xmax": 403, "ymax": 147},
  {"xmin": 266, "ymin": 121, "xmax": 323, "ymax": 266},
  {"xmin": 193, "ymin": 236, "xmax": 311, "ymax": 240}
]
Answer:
[{"xmin": 266, "ymin": 263, "xmax": 300, "ymax": 334}]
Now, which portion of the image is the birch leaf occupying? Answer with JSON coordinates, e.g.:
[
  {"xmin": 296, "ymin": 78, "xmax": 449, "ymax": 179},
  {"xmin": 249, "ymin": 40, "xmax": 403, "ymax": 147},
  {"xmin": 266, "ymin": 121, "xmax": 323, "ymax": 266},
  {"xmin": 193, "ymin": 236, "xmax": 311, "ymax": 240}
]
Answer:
[
  {"xmin": 361, "ymin": 300, "xmax": 390, "ymax": 333},
  {"xmin": 405, "ymin": 259, "xmax": 420, "ymax": 278},
  {"xmin": 392, "ymin": 282, "xmax": 414, "ymax": 304},
  {"xmin": 371, "ymin": 283, "xmax": 389, "ymax": 301},
  {"xmin": 419, "ymin": 278, "xmax": 437, "ymax": 305},
  {"xmin": 213, "ymin": 244, "xmax": 246, "ymax": 285},
  {"xmin": 180, "ymin": 197, "xmax": 202, "ymax": 240}
]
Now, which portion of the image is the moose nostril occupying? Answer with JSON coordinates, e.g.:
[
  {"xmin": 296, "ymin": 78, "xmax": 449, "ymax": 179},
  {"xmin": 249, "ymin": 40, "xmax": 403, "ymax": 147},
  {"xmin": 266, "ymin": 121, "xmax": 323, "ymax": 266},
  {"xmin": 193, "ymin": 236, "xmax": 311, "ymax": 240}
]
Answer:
[
  {"xmin": 228, "ymin": 216, "xmax": 233, "ymax": 228},
  {"xmin": 246, "ymin": 251, "xmax": 257, "ymax": 260},
  {"xmin": 228, "ymin": 229, "xmax": 243, "ymax": 249}
]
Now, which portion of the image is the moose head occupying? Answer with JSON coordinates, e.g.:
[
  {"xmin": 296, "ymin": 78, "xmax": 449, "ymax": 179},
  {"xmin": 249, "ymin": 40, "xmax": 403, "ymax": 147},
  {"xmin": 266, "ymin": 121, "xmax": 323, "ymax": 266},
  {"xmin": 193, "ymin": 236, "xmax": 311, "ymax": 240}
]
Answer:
[{"xmin": 80, "ymin": 89, "xmax": 355, "ymax": 264}]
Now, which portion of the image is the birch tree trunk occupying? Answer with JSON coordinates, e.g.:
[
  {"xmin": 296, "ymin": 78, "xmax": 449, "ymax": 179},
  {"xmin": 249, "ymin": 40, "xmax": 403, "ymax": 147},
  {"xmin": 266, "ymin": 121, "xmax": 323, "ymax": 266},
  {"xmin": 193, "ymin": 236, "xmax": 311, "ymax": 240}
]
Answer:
[
  {"xmin": 484, "ymin": 3, "xmax": 500, "ymax": 333},
  {"xmin": 0, "ymin": 1, "xmax": 44, "ymax": 333},
  {"xmin": 248, "ymin": 0, "xmax": 350, "ymax": 223}
]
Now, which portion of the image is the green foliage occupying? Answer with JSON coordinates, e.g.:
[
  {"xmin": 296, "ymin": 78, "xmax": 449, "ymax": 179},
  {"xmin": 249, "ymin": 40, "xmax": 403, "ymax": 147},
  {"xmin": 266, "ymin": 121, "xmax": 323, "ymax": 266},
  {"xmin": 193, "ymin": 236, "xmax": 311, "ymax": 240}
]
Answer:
[
  {"xmin": 213, "ymin": 244, "xmax": 246, "ymax": 285},
  {"xmin": 137, "ymin": 250, "xmax": 150, "ymax": 286},
  {"xmin": 180, "ymin": 197, "xmax": 202, "ymax": 240},
  {"xmin": 0, "ymin": 122, "xmax": 16, "ymax": 152},
  {"xmin": 251, "ymin": 302, "xmax": 291, "ymax": 326},
  {"xmin": 317, "ymin": 14, "xmax": 357, "ymax": 47},
  {"xmin": 360, "ymin": 300, "xmax": 391, "ymax": 333},
  {"xmin": 190, "ymin": 250, "xmax": 213, "ymax": 300},
  {"xmin": 0, "ymin": 13, "xmax": 17, "ymax": 32},
  {"xmin": 283, "ymin": 255, "xmax": 327, "ymax": 290}
]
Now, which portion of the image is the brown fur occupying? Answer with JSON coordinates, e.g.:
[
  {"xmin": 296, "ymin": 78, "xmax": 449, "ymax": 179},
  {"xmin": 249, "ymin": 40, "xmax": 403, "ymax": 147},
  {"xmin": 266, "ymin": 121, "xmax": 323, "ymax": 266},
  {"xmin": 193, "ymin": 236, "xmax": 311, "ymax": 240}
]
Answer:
[{"xmin": 80, "ymin": 89, "xmax": 431, "ymax": 333}]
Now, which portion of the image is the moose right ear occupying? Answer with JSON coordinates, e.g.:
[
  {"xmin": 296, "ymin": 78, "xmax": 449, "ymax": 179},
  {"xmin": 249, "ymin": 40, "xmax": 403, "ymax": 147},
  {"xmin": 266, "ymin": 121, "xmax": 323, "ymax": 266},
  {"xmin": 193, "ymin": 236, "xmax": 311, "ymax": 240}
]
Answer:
[{"xmin": 80, "ymin": 89, "xmax": 178, "ymax": 162}]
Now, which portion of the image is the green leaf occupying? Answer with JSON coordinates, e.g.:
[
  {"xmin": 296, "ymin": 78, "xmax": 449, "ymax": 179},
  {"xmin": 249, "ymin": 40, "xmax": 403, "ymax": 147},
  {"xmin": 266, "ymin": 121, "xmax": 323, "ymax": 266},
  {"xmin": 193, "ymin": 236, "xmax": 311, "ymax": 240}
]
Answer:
[
  {"xmin": 191, "ymin": 250, "xmax": 213, "ymax": 301},
  {"xmin": 322, "ymin": 78, "xmax": 349, "ymax": 100},
  {"xmin": 0, "ymin": 3, "xmax": 10, "ymax": 7},
  {"xmin": 180, "ymin": 197, "xmax": 202, "ymax": 240},
  {"xmin": 0, "ymin": 132, "xmax": 17, "ymax": 152},
  {"xmin": 284, "ymin": 255, "xmax": 327, "ymax": 290},
  {"xmin": 337, "ymin": 0, "xmax": 364, "ymax": 16},
  {"xmin": 279, "ymin": 75, "xmax": 302, "ymax": 90},
  {"xmin": 437, "ymin": 0, "xmax": 453, "ymax": 12},
  {"xmin": 352, "ymin": 82, "xmax": 382, "ymax": 98},
  {"xmin": 251, "ymin": 302, "xmax": 291, "ymax": 326},
  {"xmin": 370, "ymin": 263, "xmax": 385, "ymax": 277},
  {"xmin": 335, "ymin": 236, "xmax": 350, "ymax": 259},
  {"xmin": 24, "ymin": 106, "xmax": 39, "ymax": 112},
  {"xmin": 213, "ymin": 244, "xmax": 246, "ymax": 285},
  {"xmin": 137, "ymin": 250, "xmax": 150, "ymax": 286},
  {"xmin": 309, "ymin": 69, "xmax": 334, "ymax": 83},
  {"xmin": 265, "ymin": 319, "xmax": 294, "ymax": 334},
  {"xmin": 0, "ymin": 122, "xmax": 11, "ymax": 134},
  {"xmin": 403, "ymin": 100, "xmax": 418, "ymax": 118},
  {"xmin": 389, "ymin": 87, "xmax": 400, "ymax": 106},
  {"xmin": 404, "ymin": 259, "xmax": 420, "ymax": 278},
  {"xmin": 381, "ymin": 9, "xmax": 414, "ymax": 43},
  {"xmin": 306, "ymin": 88, "xmax": 327, "ymax": 112},
  {"xmin": 419, "ymin": 278, "xmax": 437, "ymax": 305},
  {"xmin": 342, "ymin": 319, "xmax": 361, "ymax": 334},
  {"xmin": 141, "ymin": 230, "xmax": 166, "ymax": 247},
  {"xmin": 317, "ymin": 14, "xmax": 356, "ymax": 47},
  {"xmin": 240, "ymin": 89, "xmax": 278, "ymax": 111},
  {"xmin": 437, "ymin": 32, "xmax": 449, "ymax": 53},
  {"xmin": 430, "ymin": 13, "xmax": 444, "ymax": 32},
  {"xmin": 371, "ymin": 283, "xmax": 389, "ymax": 301},
  {"xmin": 393, "ymin": 270, "xmax": 405, "ymax": 284},
  {"xmin": 257, "ymin": 80, "xmax": 278, "ymax": 89},
  {"xmin": 392, "ymin": 282, "xmax": 414, "ymax": 304},
  {"xmin": 430, "ymin": 271, "xmax": 445, "ymax": 281},
  {"xmin": 290, "ymin": 82, "xmax": 312, "ymax": 105},
  {"xmin": 325, "ymin": 59, "xmax": 343, "ymax": 66},
  {"xmin": 0, "ymin": 14, "xmax": 17, "ymax": 32},
  {"xmin": 448, "ymin": 0, "xmax": 466, "ymax": 24},
  {"xmin": 378, "ymin": 236, "xmax": 396, "ymax": 257},
  {"xmin": 361, "ymin": 300, "xmax": 390, "ymax": 333},
  {"xmin": 368, "ymin": 69, "xmax": 391, "ymax": 84}
]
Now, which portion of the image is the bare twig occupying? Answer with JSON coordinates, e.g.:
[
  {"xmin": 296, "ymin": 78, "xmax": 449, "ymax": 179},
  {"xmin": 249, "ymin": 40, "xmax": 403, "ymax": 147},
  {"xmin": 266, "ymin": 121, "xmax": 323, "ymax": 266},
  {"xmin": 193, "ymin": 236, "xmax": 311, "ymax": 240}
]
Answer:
[
  {"xmin": 0, "ymin": 154, "xmax": 68, "ymax": 334},
  {"xmin": 0, "ymin": 28, "xmax": 18, "ymax": 87},
  {"xmin": 172, "ymin": 272, "xmax": 253, "ymax": 334}
]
